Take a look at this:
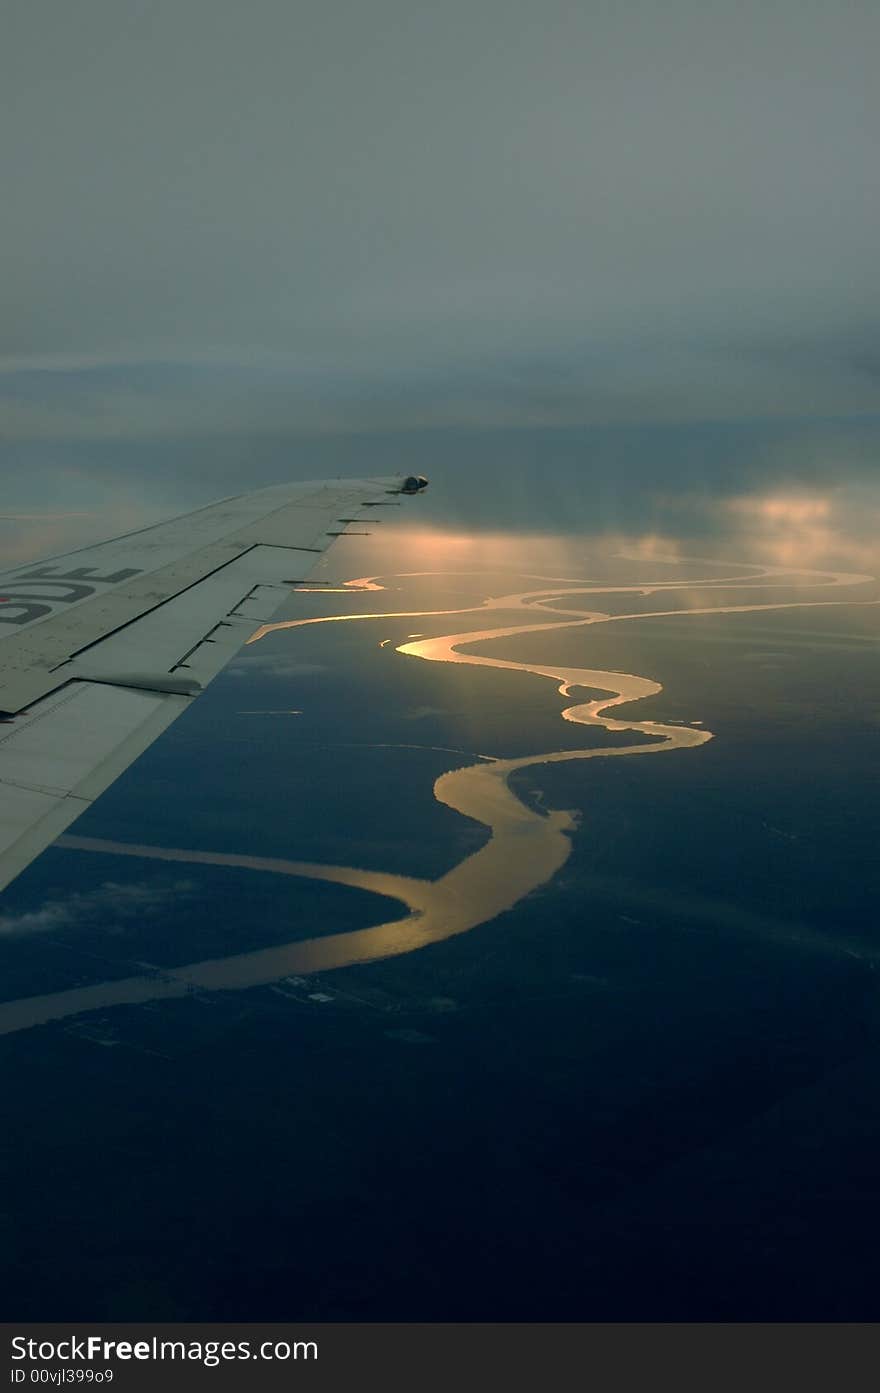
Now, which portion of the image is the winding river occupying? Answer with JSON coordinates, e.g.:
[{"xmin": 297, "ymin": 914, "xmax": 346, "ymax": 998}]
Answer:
[{"xmin": 0, "ymin": 552, "xmax": 875, "ymax": 1036}]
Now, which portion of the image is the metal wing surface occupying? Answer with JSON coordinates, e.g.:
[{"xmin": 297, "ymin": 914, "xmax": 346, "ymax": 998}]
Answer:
[{"xmin": 0, "ymin": 474, "xmax": 425, "ymax": 893}]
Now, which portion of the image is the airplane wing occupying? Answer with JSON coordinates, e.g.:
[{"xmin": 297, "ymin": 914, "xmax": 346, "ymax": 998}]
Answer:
[{"xmin": 0, "ymin": 473, "xmax": 428, "ymax": 893}]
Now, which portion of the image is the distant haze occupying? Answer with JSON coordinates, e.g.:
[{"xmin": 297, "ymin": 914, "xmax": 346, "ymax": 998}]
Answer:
[{"xmin": 2, "ymin": 1, "xmax": 878, "ymax": 543}]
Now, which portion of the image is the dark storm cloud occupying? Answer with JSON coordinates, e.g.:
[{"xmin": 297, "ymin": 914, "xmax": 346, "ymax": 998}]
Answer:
[{"xmin": 2, "ymin": 0, "xmax": 878, "ymax": 431}]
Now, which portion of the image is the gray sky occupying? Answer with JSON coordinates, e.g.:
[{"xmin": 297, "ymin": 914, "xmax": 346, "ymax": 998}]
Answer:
[
  {"xmin": 1, "ymin": 1, "xmax": 880, "ymax": 406},
  {"xmin": 1, "ymin": 0, "xmax": 878, "ymax": 537}
]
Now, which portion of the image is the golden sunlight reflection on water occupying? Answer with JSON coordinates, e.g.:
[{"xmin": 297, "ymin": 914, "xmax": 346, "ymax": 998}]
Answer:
[{"xmin": 0, "ymin": 532, "xmax": 877, "ymax": 1036}]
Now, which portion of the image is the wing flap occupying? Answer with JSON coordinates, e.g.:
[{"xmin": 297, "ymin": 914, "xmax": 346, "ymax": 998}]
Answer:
[
  {"xmin": 63, "ymin": 545, "xmax": 308, "ymax": 689},
  {"xmin": 0, "ymin": 478, "xmax": 393, "ymax": 714}
]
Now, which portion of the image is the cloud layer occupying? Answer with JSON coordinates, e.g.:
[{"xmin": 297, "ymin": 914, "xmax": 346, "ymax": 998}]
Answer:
[
  {"xmin": 0, "ymin": 879, "xmax": 194, "ymax": 938},
  {"xmin": 2, "ymin": 0, "xmax": 878, "ymax": 439}
]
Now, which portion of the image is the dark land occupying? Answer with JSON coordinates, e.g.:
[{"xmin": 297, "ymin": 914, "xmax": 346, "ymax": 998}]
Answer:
[{"xmin": 1, "ymin": 560, "xmax": 879, "ymax": 1320}]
